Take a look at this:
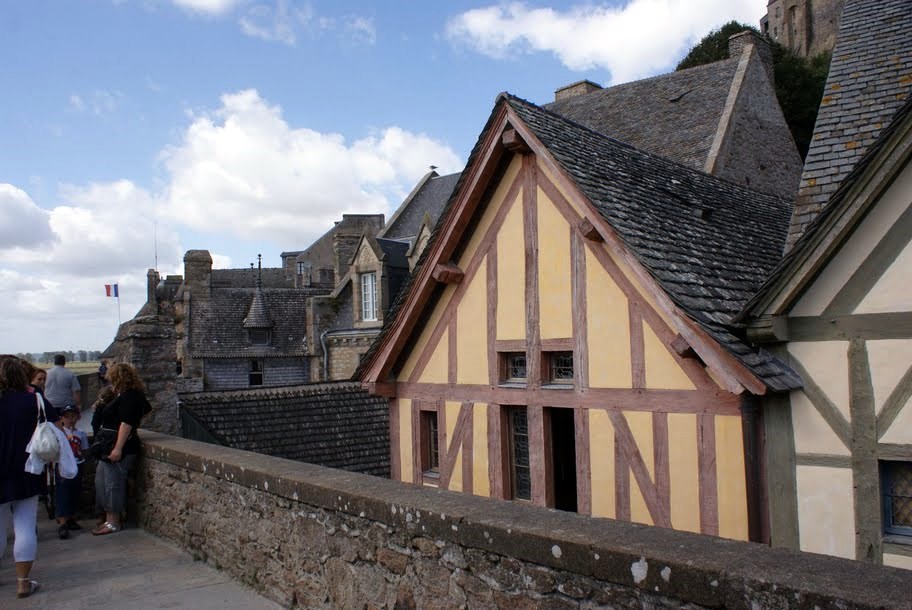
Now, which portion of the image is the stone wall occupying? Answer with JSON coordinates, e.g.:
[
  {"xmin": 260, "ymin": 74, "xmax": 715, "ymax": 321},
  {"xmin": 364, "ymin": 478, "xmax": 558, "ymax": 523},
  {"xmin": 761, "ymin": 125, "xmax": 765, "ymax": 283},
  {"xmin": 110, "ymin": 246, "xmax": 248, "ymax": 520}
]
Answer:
[
  {"xmin": 137, "ymin": 433, "xmax": 912, "ymax": 609},
  {"xmin": 110, "ymin": 315, "xmax": 179, "ymax": 434}
]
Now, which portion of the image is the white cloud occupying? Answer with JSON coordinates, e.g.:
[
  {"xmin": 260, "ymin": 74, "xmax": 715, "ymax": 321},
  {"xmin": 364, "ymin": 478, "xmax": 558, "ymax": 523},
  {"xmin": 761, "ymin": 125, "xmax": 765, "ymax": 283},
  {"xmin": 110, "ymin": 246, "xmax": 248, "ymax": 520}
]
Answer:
[
  {"xmin": 445, "ymin": 0, "xmax": 760, "ymax": 84},
  {"xmin": 172, "ymin": 0, "xmax": 241, "ymax": 15},
  {"xmin": 68, "ymin": 94, "xmax": 85, "ymax": 112},
  {"xmin": 3, "ymin": 88, "xmax": 459, "ymax": 352},
  {"xmin": 238, "ymin": 0, "xmax": 306, "ymax": 44},
  {"xmin": 0, "ymin": 185, "xmax": 54, "ymax": 249},
  {"xmin": 159, "ymin": 89, "xmax": 461, "ymax": 245}
]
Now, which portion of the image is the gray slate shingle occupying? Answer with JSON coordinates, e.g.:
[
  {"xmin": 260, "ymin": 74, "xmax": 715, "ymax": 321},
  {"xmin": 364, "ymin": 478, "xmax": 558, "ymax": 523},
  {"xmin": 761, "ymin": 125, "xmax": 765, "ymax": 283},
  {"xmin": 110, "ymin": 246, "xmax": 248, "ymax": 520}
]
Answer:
[
  {"xmin": 545, "ymin": 59, "xmax": 740, "ymax": 171},
  {"xmin": 381, "ymin": 172, "xmax": 461, "ymax": 241},
  {"xmin": 181, "ymin": 382, "xmax": 390, "ymax": 477},
  {"xmin": 788, "ymin": 0, "xmax": 912, "ymax": 248}
]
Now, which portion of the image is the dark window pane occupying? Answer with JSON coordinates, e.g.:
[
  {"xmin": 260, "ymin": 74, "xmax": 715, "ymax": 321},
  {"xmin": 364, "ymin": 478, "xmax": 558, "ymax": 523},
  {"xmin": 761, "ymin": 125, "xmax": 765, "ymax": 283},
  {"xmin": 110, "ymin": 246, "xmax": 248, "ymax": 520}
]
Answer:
[
  {"xmin": 429, "ymin": 413, "xmax": 439, "ymax": 470},
  {"xmin": 550, "ymin": 352, "xmax": 574, "ymax": 382},
  {"xmin": 510, "ymin": 408, "xmax": 531, "ymax": 500}
]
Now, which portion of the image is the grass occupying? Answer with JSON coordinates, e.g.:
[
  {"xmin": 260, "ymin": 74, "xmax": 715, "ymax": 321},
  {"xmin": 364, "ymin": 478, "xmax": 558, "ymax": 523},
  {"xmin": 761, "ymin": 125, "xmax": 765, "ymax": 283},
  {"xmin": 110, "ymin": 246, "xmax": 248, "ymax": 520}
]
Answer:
[{"xmin": 37, "ymin": 361, "xmax": 103, "ymax": 375}]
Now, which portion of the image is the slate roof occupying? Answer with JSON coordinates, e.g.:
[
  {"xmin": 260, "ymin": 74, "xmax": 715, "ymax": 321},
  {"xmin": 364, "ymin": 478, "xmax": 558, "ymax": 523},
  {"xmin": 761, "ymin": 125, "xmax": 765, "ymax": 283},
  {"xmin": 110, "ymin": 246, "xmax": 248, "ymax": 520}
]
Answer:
[
  {"xmin": 180, "ymin": 382, "xmax": 390, "ymax": 477},
  {"xmin": 740, "ymin": 96, "xmax": 912, "ymax": 320},
  {"xmin": 376, "ymin": 238, "xmax": 410, "ymax": 269},
  {"xmin": 380, "ymin": 172, "xmax": 461, "ymax": 241},
  {"xmin": 210, "ymin": 267, "xmax": 289, "ymax": 289},
  {"xmin": 545, "ymin": 58, "xmax": 740, "ymax": 171},
  {"xmin": 189, "ymin": 287, "xmax": 319, "ymax": 358},
  {"xmin": 358, "ymin": 93, "xmax": 801, "ymax": 391},
  {"xmin": 787, "ymin": 0, "xmax": 912, "ymax": 249}
]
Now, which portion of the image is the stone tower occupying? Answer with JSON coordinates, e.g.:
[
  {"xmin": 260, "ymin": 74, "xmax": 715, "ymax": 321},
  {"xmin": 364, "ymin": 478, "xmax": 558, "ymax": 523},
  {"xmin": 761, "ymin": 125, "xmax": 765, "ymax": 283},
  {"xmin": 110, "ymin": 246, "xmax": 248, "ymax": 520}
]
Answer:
[{"xmin": 761, "ymin": 0, "xmax": 845, "ymax": 57}]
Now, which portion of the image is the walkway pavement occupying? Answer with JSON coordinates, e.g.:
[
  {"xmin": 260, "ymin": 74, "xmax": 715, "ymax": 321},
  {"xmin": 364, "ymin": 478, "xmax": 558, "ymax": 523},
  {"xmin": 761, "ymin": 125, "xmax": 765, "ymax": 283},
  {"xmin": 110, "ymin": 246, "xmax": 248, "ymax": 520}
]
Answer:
[{"xmin": 5, "ymin": 513, "xmax": 281, "ymax": 610}]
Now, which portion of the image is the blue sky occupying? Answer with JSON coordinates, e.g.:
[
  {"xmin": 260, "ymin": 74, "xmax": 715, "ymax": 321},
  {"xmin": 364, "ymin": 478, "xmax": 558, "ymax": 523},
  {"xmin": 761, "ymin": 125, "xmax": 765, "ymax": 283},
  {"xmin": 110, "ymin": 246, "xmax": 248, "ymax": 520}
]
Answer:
[{"xmin": 0, "ymin": 0, "xmax": 762, "ymax": 353}]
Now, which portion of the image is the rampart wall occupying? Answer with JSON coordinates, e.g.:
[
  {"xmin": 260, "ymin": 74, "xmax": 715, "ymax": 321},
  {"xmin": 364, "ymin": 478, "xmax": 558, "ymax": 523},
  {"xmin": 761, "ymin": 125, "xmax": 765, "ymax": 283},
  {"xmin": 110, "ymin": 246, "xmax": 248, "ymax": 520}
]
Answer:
[{"xmin": 137, "ymin": 432, "xmax": 911, "ymax": 609}]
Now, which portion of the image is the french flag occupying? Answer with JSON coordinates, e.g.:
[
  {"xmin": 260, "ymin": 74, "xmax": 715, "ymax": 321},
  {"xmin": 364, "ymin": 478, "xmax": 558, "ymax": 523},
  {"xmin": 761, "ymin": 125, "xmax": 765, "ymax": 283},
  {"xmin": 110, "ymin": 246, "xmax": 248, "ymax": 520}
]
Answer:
[{"xmin": 105, "ymin": 284, "xmax": 119, "ymax": 298}]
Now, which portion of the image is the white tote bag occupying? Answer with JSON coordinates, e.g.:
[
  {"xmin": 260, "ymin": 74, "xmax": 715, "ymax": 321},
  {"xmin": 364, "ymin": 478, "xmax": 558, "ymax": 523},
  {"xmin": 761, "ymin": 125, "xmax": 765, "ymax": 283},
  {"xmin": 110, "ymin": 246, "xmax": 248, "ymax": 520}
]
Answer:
[{"xmin": 28, "ymin": 393, "xmax": 60, "ymax": 463}]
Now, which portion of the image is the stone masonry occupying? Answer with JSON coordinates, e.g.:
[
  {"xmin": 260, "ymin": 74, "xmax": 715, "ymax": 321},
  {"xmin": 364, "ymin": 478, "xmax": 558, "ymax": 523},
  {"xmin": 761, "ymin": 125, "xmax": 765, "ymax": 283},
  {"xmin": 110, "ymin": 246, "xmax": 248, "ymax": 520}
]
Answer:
[{"xmin": 138, "ymin": 433, "xmax": 912, "ymax": 609}]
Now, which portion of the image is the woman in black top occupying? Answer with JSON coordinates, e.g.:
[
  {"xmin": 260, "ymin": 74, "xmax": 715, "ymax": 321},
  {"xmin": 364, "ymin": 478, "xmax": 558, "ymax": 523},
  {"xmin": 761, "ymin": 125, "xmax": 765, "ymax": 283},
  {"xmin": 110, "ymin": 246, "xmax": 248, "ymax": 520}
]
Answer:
[{"xmin": 92, "ymin": 363, "xmax": 150, "ymax": 536}]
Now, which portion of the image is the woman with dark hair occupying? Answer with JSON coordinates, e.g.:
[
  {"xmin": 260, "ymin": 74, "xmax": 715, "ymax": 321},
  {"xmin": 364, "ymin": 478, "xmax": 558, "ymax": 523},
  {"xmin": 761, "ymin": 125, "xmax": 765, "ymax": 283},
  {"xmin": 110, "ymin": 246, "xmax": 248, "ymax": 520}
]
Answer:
[
  {"xmin": 0, "ymin": 356, "xmax": 57, "ymax": 598},
  {"xmin": 93, "ymin": 363, "xmax": 150, "ymax": 535}
]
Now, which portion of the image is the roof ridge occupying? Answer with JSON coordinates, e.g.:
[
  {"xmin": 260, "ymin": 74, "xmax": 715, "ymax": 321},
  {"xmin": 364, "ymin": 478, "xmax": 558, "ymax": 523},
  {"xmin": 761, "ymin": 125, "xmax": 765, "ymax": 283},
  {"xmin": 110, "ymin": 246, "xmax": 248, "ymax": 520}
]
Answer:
[{"xmin": 503, "ymin": 93, "xmax": 789, "ymax": 205}]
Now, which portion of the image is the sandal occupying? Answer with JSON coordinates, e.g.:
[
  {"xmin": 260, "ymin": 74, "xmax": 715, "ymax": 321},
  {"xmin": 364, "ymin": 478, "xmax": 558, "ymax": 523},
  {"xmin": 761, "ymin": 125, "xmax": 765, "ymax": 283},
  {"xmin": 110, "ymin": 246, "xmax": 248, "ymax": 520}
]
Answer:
[
  {"xmin": 92, "ymin": 522, "xmax": 120, "ymax": 536},
  {"xmin": 17, "ymin": 578, "xmax": 39, "ymax": 598}
]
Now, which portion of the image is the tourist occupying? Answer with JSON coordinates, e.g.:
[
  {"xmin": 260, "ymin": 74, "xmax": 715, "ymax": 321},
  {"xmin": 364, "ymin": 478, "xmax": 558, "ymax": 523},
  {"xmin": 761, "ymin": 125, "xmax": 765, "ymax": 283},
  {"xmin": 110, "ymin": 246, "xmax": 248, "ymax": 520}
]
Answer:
[
  {"xmin": 44, "ymin": 354, "xmax": 81, "ymax": 413},
  {"xmin": 93, "ymin": 363, "xmax": 151, "ymax": 535},
  {"xmin": 55, "ymin": 405, "xmax": 89, "ymax": 539},
  {"xmin": 0, "ymin": 356, "xmax": 58, "ymax": 598},
  {"xmin": 97, "ymin": 360, "xmax": 108, "ymax": 385},
  {"xmin": 30, "ymin": 367, "xmax": 47, "ymax": 394}
]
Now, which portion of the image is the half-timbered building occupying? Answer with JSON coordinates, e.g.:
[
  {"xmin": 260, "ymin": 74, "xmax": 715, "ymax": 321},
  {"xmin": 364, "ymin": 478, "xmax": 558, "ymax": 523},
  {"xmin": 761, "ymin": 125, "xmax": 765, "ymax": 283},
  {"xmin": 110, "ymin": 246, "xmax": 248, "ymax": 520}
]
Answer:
[
  {"xmin": 739, "ymin": 0, "xmax": 912, "ymax": 568},
  {"xmin": 360, "ymin": 90, "xmax": 802, "ymax": 542}
]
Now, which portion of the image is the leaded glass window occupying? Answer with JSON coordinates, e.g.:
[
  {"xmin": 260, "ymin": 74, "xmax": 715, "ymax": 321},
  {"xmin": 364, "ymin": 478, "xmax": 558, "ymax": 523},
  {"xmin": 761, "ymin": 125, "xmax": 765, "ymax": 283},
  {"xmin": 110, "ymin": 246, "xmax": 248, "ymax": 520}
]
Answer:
[
  {"xmin": 509, "ymin": 407, "xmax": 531, "ymax": 501},
  {"xmin": 422, "ymin": 411, "xmax": 439, "ymax": 474},
  {"xmin": 883, "ymin": 461, "xmax": 912, "ymax": 537},
  {"xmin": 504, "ymin": 353, "xmax": 527, "ymax": 382},
  {"xmin": 549, "ymin": 351, "xmax": 574, "ymax": 384}
]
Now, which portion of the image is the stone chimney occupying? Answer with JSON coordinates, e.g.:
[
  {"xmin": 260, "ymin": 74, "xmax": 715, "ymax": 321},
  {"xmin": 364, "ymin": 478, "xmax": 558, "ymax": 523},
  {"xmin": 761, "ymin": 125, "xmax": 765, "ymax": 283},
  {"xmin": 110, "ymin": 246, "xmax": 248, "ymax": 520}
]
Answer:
[
  {"xmin": 183, "ymin": 250, "xmax": 213, "ymax": 299},
  {"xmin": 554, "ymin": 80, "xmax": 602, "ymax": 102},
  {"xmin": 333, "ymin": 232, "xmax": 362, "ymax": 285},
  {"xmin": 147, "ymin": 269, "xmax": 160, "ymax": 305},
  {"xmin": 729, "ymin": 30, "xmax": 775, "ymax": 84}
]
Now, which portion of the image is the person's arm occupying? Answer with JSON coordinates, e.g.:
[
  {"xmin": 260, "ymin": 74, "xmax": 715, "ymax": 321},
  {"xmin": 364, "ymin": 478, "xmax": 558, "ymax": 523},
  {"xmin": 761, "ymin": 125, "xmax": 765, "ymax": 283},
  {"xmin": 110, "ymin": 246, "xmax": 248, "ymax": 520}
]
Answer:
[{"xmin": 107, "ymin": 423, "xmax": 132, "ymax": 463}]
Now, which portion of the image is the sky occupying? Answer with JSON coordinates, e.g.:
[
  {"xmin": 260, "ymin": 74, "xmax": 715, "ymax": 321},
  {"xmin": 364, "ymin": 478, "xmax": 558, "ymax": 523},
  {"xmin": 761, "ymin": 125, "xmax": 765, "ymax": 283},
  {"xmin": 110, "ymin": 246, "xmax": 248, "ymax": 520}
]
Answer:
[{"xmin": 0, "ymin": 0, "xmax": 763, "ymax": 354}]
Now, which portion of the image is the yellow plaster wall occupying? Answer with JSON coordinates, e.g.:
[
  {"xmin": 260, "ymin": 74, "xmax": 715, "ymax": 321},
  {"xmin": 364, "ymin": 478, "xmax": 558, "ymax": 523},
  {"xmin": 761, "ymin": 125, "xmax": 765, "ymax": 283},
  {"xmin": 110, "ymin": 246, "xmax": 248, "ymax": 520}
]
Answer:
[
  {"xmin": 589, "ymin": 409, "xmax": 616, "ymax": 519},
  {"xmin": 497, "ymin": 195, "xmax": 526, "ymax": 340},
  {"xmin": 586, "ymin": 248, "xmax": 632, "ymax": 388},
  {"xmin": 667, "ymin": 413, "xmax": 701, "ymax": 533},
  {"xmin": 796, "ymin": 465, "xmax": 855, "ymax": 559},
  {"xmin": 445, "ymin": 401, "xmax": 463, "ymax": 492},
  {"xmin": 792, "ymin": 163, "xmax": 912, "ymax": 316},
  {"xmin": 643, "ymin": 321, "xmax": 695, "ymax": 390},
  {"xmin": 625, "ymin": 411, "xmax": 655, "ymax": 526},
  {"xmin": 417, "ymin": 334, "xmax": 449, "ymax": 384},
  {"xmin": 473, "ymin": 405, "xmax": 490, "ymax": 497},
  {"xmin": 398, "ymin": 284, "xmax": 456, "ymax": 381},
  {"xmin": 788, "ymin": 342, "xmax": 850, "ymax": 420},
  {"xmin": 715, "ymin": 415, "xmax": 748, "ymax": 541},
  {"xmin": 456, "ymin": 260, "xmax": 489, "ymax": 385},
  {"xmin": 884, "ymin": 553, "xmax": 912, "ymax": 570},
  {"xmin": 459, "ymin": 156, "xmax": 523, "ymax": 273},
  {"xmin": 399, "ymin": 399, "xmax": 413, "ymax": 484},
  {"xmin": 539, "ymin": 163, "xmax": 589, "ymax": 220},
  {"xmin": 536, "ymin": 189, "xmax": 573, "ymax": 340},
  {"xmin": 603, "ymin": 245, "xmax": 679, "ymax": 337}
]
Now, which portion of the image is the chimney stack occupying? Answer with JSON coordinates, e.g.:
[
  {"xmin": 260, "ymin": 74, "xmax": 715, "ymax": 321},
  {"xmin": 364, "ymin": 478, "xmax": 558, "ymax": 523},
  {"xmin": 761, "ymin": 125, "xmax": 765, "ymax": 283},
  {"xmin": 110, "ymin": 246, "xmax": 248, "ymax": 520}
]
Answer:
[{"xmin": 554, "ymin": 79, "xmax": 603, "ymax": 102}]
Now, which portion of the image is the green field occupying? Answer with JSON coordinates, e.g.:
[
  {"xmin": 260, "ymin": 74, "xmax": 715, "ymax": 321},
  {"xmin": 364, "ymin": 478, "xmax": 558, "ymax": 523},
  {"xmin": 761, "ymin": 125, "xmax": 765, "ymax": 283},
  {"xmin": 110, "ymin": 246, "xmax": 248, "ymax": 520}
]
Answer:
[{"xmin": 37, "ymin": 361, "xmax": 103, "ymax": 376}]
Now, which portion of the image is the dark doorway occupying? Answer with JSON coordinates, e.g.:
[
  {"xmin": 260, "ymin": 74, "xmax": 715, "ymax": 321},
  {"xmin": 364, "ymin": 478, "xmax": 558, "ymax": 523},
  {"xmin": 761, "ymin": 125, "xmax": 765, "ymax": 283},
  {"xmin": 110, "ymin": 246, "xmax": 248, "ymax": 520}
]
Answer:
[{"xmin": 548, "ymin": 408, "xmax": 578, "ymax": 512}]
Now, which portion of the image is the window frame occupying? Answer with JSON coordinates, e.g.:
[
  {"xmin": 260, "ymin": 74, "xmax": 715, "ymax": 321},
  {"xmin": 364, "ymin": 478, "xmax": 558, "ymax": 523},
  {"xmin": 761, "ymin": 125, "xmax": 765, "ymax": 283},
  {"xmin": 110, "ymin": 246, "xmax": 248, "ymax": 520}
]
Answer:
[
  {"xmin": 248, "ymin": 360, "xmax": 264, "ymax": 386},
  {"xmin": 360, "ymin": 272, "xmax": 378, "ymax": 321},
  {"xmin": 420, "ymin": 409, "xmax": 440, "ymax": 484},
  {"xmin": 296, "ymin": 261, "xmax": 307, "ymax": 275},
  {"xmin": 248, "ymin": 328, "xmax": 271, "ymax": 346},
  {"xmin": 500, "ymin": 352, "xmax": 528, "ymax": 385},
  {"xmin": 882, "ymin": 460, "xmax": 912, "ymax": 539},
  {"xmin": 544, "ymin": 351, "xmax": 574, "ymax": 386}
]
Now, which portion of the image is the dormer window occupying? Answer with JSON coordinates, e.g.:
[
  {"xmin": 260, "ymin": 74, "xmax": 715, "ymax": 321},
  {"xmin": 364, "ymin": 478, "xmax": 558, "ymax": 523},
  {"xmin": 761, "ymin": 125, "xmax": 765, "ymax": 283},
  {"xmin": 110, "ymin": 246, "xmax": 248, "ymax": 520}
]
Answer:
[
  {"xmin": 248, "ymin": 328, "xmax": 271, "ymax": 345},
  {"xmin": 361, "ymin": 272, "xmax": 378, "ymax": 321}
]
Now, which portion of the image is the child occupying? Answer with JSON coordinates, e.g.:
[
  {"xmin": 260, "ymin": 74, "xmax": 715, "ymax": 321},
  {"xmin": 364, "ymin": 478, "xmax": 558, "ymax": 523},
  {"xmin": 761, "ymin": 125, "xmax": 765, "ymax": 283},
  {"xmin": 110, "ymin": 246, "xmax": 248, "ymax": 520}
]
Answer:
[{"xmin": 56, "ymin": 404, "xmax": 90, "ymax": 539}]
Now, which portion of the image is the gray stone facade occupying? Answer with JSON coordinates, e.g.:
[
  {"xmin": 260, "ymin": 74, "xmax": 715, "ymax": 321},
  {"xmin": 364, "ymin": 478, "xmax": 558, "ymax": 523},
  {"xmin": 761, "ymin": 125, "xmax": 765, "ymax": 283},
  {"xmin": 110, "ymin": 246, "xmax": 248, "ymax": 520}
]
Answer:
[
  {"xmin": 138, "ymin": 433, "xmax": 912, "ymax": 609},
  {"xmin": 761, "ymin": 0, "xmax": 845, "ymax": 58}
]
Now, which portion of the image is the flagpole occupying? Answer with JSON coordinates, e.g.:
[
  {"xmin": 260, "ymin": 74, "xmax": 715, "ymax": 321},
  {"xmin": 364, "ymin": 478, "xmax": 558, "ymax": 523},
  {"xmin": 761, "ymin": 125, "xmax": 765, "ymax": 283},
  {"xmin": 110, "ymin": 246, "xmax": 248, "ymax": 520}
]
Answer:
[{"xmin": 117, "ymin": 292, "xmax": 121, "ymax": 326}]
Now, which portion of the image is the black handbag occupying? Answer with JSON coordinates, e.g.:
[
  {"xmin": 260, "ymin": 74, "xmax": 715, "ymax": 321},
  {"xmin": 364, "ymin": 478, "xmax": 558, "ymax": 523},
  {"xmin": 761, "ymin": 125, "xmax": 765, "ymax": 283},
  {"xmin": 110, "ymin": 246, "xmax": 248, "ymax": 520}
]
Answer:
[{"xmin": 87, "ymin": 428, "xmax": 117, "ymax": 461}]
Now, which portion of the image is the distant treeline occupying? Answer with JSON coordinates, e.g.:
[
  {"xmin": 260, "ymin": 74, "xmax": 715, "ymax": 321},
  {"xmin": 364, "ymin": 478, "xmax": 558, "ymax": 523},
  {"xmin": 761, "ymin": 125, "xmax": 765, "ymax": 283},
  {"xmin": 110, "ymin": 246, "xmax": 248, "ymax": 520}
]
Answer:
[{"xmin": 15, "ymin": 351, "xmax": 103, "ymax": 364}]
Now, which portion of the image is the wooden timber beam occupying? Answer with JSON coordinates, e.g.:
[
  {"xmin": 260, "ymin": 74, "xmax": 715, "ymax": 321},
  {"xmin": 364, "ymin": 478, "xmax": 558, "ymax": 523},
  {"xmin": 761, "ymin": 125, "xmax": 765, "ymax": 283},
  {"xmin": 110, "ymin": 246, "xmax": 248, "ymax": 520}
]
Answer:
[
  {"xmin": 432, "ymin": 262, "xmax": 465, "ymax": 285},
  {"xmin": 501, "ymin": 128, "xmax": 531, "ymax": 154}
]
